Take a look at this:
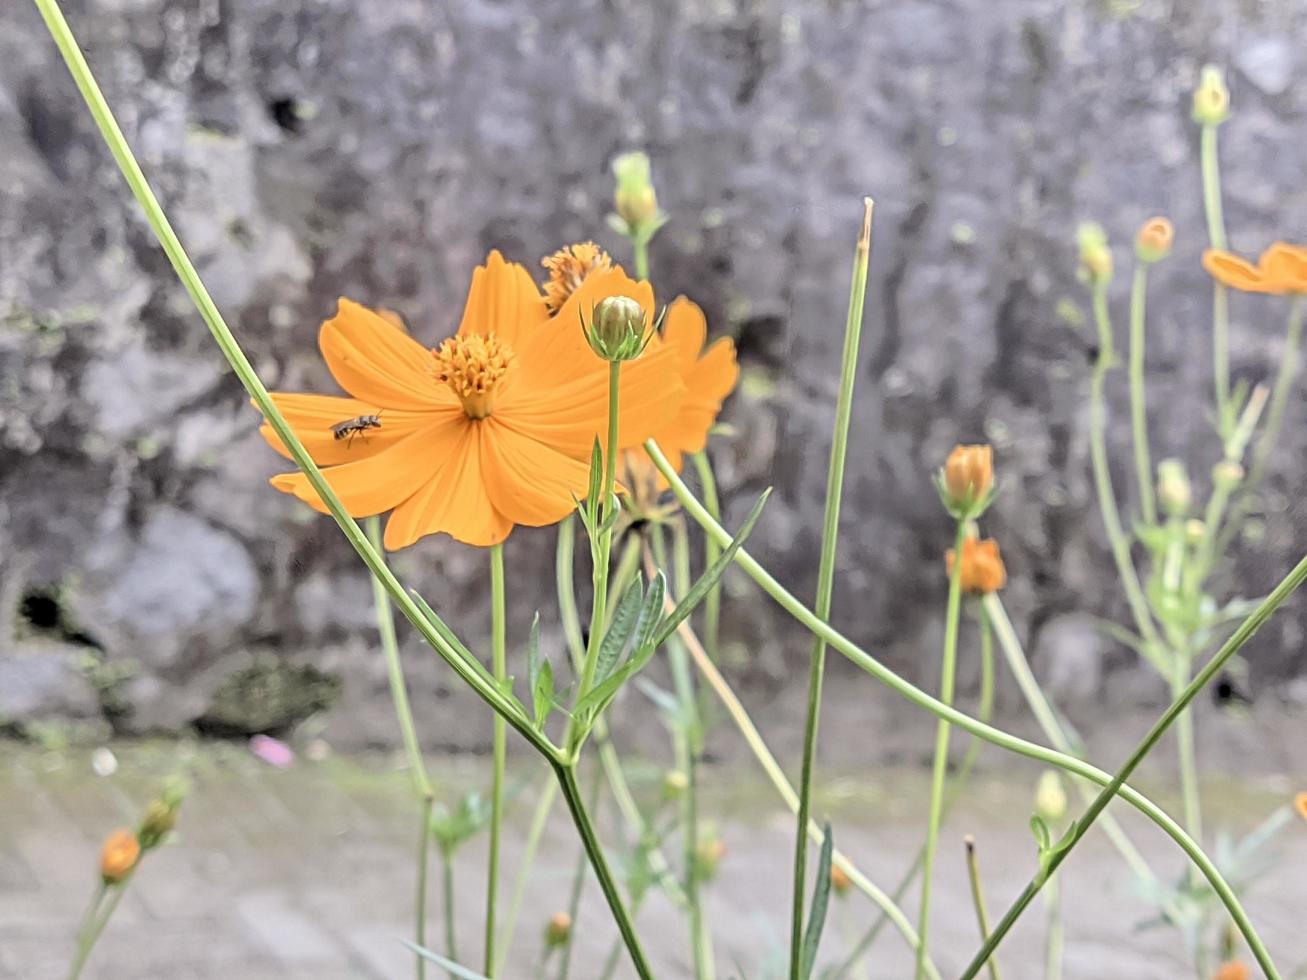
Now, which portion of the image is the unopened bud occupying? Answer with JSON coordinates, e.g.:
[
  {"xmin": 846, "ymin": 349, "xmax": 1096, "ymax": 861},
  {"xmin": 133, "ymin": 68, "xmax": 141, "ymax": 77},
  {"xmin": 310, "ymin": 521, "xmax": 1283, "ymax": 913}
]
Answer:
[
  {"xmin": 1034, "ymin": 771, "xmax": 1067, "ymax": 824},
  {"xmin": 1213, "ymin": 460, "xmax": 1244, "ymax": 493},
  {"xmin": 1185, "ymin": 519, "xmax": 1206, "ymax": 547},
  {"xmin": 694, "ymin": 836, "xmax": 726, "ymax": 881},
  {"xmin": 584, "ymin": 295, "xmax": 652, "ymax": 362},
  {"xmin": 1192, "ymin": 65, "xmax": 1231, "ymax": 126},
  {"xmin": 1077, "ymin": 222, "xmax": 1113, "ymax": 285},
  {"xmin": 138, "ymin": 800, "xmax": 177, "ymax": 851},
  {"xmin": 1294, "ymin": 791, "xmax": 1307, "ymax": 823},
  {"xmin": 1156, "ymin": 459, "xmax": 1192, "ymax": 517},
  {"xmin": 662, "ymin": 769, "xmax": 689, "ymax": 800},
  {"xmin": 612, "ymin": 152, "xmax": 660, "ymax": 231},
  {"xmin": 1213, "ymin": 962, "xmax": 1250, "ymax": 980},
  {"xmin": 545, "ymin": 911, "xmax": 572, "ymax": 947},
  {"xmin": 100, "ymin": 828, "xmax": 140, "ymax": 884},
  {"xmin": 940, "ymin": 444, "xmax": 994, "ymax": 517},
  {"xmin": 1135, "ymin": 217, "xmax": 1174, "ymax": 264},
  {"xmin": 830, "ymin": 863, "xmax": 852, "ymax": 897}
]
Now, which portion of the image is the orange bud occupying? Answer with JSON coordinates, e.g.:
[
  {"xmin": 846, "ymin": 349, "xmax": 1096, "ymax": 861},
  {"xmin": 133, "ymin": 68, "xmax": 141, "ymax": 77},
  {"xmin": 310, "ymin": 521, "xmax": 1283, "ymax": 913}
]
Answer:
[
  {"xmin": 1294, "ymin": 791, "xmax": 1307, "ymax": 823},
  {"xmin": 942, "ymin": 444, "xmax": 994, "ymax": 514},
  {"xmin": 1213, "ymin": 962, "xmax": 1249, "ymax": 980},
  {"xmin": 945, "ymin": 538, "xmax": 1007, "ymax": 595},
  {"xmin": 830, "ymin": 863, "xmax": 851, "ymax": 897},
  {"xmin": 100, "ymin": 828, "xmax": 140, "ymax": 884},
  {"xmin": 1135, "ymin": 217, "xmax": 1174, "ymax": 263},
  {"xmin": 545, "ymin": 911, "xmax": 572, "ymax": 947}
]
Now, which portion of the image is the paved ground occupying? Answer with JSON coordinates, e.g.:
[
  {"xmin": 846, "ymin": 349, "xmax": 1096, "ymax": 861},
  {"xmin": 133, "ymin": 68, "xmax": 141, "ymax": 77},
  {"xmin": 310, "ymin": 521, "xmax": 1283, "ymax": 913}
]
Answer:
[{"xmin": 1, "ymin": 730, "xmax": 1304, "ymax": 979}]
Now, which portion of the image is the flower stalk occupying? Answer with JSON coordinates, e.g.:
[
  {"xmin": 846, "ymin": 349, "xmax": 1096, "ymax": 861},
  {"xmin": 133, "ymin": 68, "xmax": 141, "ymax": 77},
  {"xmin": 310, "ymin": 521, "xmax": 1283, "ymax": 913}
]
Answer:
[
  {"xmin": 485, "ymin": 542, "xmax": 508, "ymax": 976},
  {"xmin": 790, "ymin": 197, "xmax": 874, "ymax": 980},
  {"xmin": 964, "ymin": 836, "xmax": 1001, "ymax": 980}
]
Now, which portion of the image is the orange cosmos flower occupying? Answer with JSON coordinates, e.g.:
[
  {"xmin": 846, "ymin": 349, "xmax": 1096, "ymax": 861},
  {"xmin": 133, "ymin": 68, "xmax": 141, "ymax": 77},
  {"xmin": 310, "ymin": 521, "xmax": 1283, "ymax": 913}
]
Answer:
[
  {"xmin": 259, "ymin": 251, "xmax": 685, "ymax": 549},
  {"xmin": 945, "ymin": 537, "xmax": 1007, "ymax": 595},
  {"xmin": 542, "ymin": 242, "xmax": 613, "ymax": 313},
  {"xmin": 1202, "ymin": 242, "xmax": 1307, "ymax": 294}
]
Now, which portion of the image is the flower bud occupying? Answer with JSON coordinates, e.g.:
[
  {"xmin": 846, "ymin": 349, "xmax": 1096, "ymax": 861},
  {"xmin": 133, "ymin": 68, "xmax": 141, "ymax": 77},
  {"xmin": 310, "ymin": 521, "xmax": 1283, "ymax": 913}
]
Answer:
[
  {"xmin": 1034, "ymin": 771, "xmax": 1067, "ymax": 824},
  {"xmin": 945, "ymin": 537, "xmax": 1007, "ymax": 595},
  {"xmin": 1184, "ymin": 519, "xmax": 1206, "ymax": 548},
  {"xmin": 1213, "ymin": 962, "xmax": 1250, "ymax": 980},
  {"xmin": 830, "ymin": 862, "xmax": 852, "ymax": 897},
  {"xmin": 1192, "ymin": 65, "xmax": 1230, "ymax": 126},
  {"xmin": 1156, "ymin": 459, "xmax": 1192, "ymax": 517},
  {"xmin": 1295, "ymin": 791, "xmax": 1307, "ymax": 823},
  {"xmin": 544, "ymin": 911, "xmax": 572, "ymax": 948},
  {"xmin": 1212, "ymin": 460, "xmax": 1244, "ymax": 493},
  {"xmin": 694, "ymin": 836, "xmax": 726, "ymax": 881},
  {"xmin": 940, "ymin": 444, "xmax": 994, "ymax": 516},
  {"xmin": 584, "ymin": 295, "xmax": 652, "ymax": 362},
  {"xmin": 1077, "ymin": 222, "xmax": 1113, "ymax": 285},
  {"xmin": 612, "ymin": 151, "xmax": 660, "ymax": 231},
  {"xmin": 1135, "ymin": 217, "xmax": 1174, "ymax": 264},
  {"xmin": 662, "ymin": 769, "xmax": 689, "ymax": 801},
  {"xmin": 138, "ymin": 800, "xmax": 177, "ymax": 851},
  {"xmin": 100, "ymin": 828, "xmax": 141, "ymax": 884}
]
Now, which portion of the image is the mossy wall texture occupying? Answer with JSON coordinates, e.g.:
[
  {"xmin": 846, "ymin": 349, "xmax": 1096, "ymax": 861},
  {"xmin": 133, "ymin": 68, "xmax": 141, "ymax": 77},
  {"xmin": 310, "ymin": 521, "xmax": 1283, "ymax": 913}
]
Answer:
[{"xmin": 3, "ymin": 0, "xmax": 1306, "ymax": 743}]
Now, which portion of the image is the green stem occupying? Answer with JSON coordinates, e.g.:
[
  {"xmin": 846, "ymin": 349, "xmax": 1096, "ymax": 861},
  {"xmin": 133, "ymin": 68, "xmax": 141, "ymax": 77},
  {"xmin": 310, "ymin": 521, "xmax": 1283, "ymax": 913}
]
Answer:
[
  {"xmin": 982, "ymin": 595, "xmax": 1158, "ymax": 886},
  {"xmin": 1244, "ymin": 297, "xmax": 1305, "ymax": 501},
  {"xmin": 1171, "ymin": 654, "xmax": 1204, "ymax": 846},
  {"xmin": 1128, "ymin": 264, "xmax": 1157, "ymax": 527},
  {"xmin": 553, "ymin": 761, "xmax": 652, "ymax": 980},
  {"xmin": 32, "ymin": 0, "xmax": 556, "ymax": 763},
  {"xmin": 692, "ymin": 451, "xmax": 724, "ymax": 660},
  {"xmin": 69, "ymin": 883, "xmax": 129, "ymax": 980},
  {"xmin": 964, "ymin": 837, "xmax": 1001, "ymax": 980},
  {"xmin": 633, "ymin": 238, "xmax": 650, "ymax": 281},
  {"xmin": 961, "ymin": 556, "xmax": 1307, "ymax": 980},
  {"xmin": 1201, "ymin": 121, "xmax": 1231, "ymax": 427},
  {"xmin": 831, "ymin": 606, "xmax": 996, "ymax": 977},
  {"xmin": 556, "ymin": 767, "xmax": 601, "ymax": 980},
  {"xmin": 1044, "ymin": 872, "xmax": 1063, "ymax": 980},
  {"xmin": 569, "ymin": 362, "xmax": 623, "ymax": 754},
  {"xmin": 441, "ymin": 850, "xmax": 457, "ymax": 974},
  {"xmin": 642, "ymin": 542, "xmax": 937, "ymax": 978},
  {"xmin": 651, "ymin": 437, "xmax": 1291, "ymax": 973},
  {"xmin": 1090, "ymin": 286, "xmax": 1162, "ymax": 654},
  {"xmin": 791, "ymin": 197, "xmax": 873, "ymax": 980},
  {"xmin": 67, "ymin": 882, "xmax": 108, "ymax": 980},
  {"xmin": 486, "ymin": 543, "xmax": 507, "ymax": 976},
  {"xmin": 915, "ymin": 519, "xmax": 967, "ymax": 979},
  {"xmin": 496, "ymin": 776, "xmax": 558, "ymax": 967},
  {"xmin": 417, "ymin": 796, "xmax": 434, "ymax": 980}
]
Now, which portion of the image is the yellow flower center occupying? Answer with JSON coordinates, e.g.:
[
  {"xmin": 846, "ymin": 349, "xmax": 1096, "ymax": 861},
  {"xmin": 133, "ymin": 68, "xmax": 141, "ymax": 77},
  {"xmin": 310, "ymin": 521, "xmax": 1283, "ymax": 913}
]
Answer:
[
  {"xmin": 542, "ymin": 242, "xmax": 612, "ymax": 312},
  {"xmin": 432, "ymin": 333, "xmax": 514, "ymax": 419}
]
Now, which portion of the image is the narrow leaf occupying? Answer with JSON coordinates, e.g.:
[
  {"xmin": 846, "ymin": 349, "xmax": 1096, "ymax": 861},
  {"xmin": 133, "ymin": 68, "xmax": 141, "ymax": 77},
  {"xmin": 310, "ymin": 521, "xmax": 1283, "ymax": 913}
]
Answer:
[
  {"xmin": 533, "ymin": 660, "xmax": 554, "ymax": 728},
  {"xmin": 632, "ymin": 571, "xmax": 666, "ymax": 653},
  {"xmin": 595, "ymin": 577, "xmax": 644, "ymax": 683},
  {"xmin": 586, "ymin": 437, "xmax": 604, "ymax": 527},
  {"xmin": 653, "ymin": 488, "xmax": 772, "ymax": 647},
  {"xmin": 800, "ymin": 823, "xmax": 835, "ymax": 979},
  {"xmin": 401, "ymin": 942, "xmax": 490, "ymax": 980},
  {"xmin": 526, "ymin": 612, "xmax": 543, "ymax": 691}
]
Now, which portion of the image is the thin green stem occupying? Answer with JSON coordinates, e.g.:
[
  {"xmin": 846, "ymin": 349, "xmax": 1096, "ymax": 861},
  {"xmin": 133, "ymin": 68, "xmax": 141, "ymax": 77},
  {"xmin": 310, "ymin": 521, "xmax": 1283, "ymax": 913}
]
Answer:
[
  {"xmin": 1200, "ymin": 125, "xmax": 1228, "ymax": 251},
  {"xmin": 441, "ymin": 850, "xmax": 457, "ymax": 973},
  {"xmin": 1171, "ymin": 655, "xmax": 1204, "ymax": 846},
  {"xmin": 652, "ymin": 437, "xmax": 1290, "ymax": 972},
  {"xmin": 32, "ymin": 0, "xmax": 557, "ymax": 764},
  {"xmin": 964, "ymin": 837, "xmax": 1001, "ymax": 980},
  {"xmin": 633, "ymin": 238, "xmax": 650, "ymax": 281},
  {"xmin": 832, "ymin": 605, "xmax": 996, "ymax": 977},
  {"xmin": 69, "ymin": 882, "xmax": 129, "ymax": 980},
  {"xmin": 569, "ymin": 362, "xmax": 623, "ymax": 755},
  {"xmin": 1044, "ymin": 872, "xmax": 1063, "ymax": 980},
  {"xmin": 67, "ymin": 882, "xmax": 108, "ymax": 980},
  {"xmin": 1129, "ymin": 264, "xmax": 1157, "ymax": 527},
  {"xmin": 1201, "ymin": 121, "xmax": 1231, "ymax": 427},
  {"xmin": 961, "ymin": 555, "xmax": 1307, "ymax": 980},
  {"xmin": 486, "ymin": 543, "xmax": 508, "ymax": 976},
  {"xmin": 556, "ymin": 767, "xmax": 601, "ymax": 980},
  {"xmin": 496, "ymin": 776, "xmax": 558, "ymax": 967},
  {"xmin": 1245, "ymin": 297, "xmax": 1305, "ymax": 501},
  {"xmin": 791, "ymin": 197, "xmax": 873, "ymax": 980},
  {"xmin": 417, "ymin": 796, "xmax": 434, "ymax": 980},
  {"xmin": 915, "ymin": 518, "xmax": 967, "ymax": 979},
  {"xmin": 641, "ymin": 542, "xmax": 938, "ymax": 978},
  {"xmin": 692, "ymin": 451, "xmax": 724, "ymax": 660},
  {"xmin": 553, "ymin": 761, "xmax": 652, "ymax": 980},
  {"xmin": 1090, "ymin": 286, "xmax": 1162, "ymax": 653}
]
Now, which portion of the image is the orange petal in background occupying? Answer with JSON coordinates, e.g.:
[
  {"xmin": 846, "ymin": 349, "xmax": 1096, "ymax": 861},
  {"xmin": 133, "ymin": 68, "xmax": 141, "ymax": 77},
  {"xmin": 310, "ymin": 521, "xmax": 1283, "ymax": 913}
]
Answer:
[
  {"xmin": 456, "ymin": 250, "xmax": 551, "ymax": 349},
  {"xmin": 1202, "ymin": 249, "xmax": 1281, "ymax": 294}
]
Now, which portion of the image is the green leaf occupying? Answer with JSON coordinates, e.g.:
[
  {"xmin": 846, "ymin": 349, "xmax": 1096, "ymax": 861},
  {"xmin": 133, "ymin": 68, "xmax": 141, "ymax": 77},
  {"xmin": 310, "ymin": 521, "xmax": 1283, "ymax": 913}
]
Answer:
[
  {"xmin": 401, "ymin": 942, "xmax": 490, "ymax": 980},
  {"xmin": 595, "ymin": 577, "xmax": 644, "ymax": 683},
  {"xmin": 653, "ymin": 488, "xmax": 772, "ymax": 648},
  {"xmin": 572, "ymin": 640, "xmax": 659, "ymax": 727},
  {"xmin": 526, "ymin": 612, "xmax": 542, "ymax": 691},
  {"xmin": 533, "ymin": 660, "xmax": 554, "ymax": 728},
  {"xmin": 633, "ymin": 571, "xmax": 666, "ymax": 652},
  {"xmin": 1030, "ymin": 813, "xmax": 1052, "ymax": 853},
  {"xmin": 799, "ymin": 823, "xmax": 835, "ymax": 979},
  {"xmin": 586, "ymin": 437, "xmax": 604, "ymax": 527}
]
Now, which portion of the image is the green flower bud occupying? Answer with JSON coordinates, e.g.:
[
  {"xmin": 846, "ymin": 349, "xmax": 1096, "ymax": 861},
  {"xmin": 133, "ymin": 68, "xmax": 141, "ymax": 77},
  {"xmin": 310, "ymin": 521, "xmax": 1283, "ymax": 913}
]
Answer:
[
  {"xmin": 584, "ymin": 295, "xmax": 653, "ymax": 362},
  {"xmin": 1077, "ymin": 222, "xmax": 1113, "ymax": 286},
  {"xmin": 1157, "ymin": 458, "xmax": 1192, "ymax": 517},
  {"xmin": 544, "ymin": 912, "xmax": 572, "ymax": 947},
  {"xmin": 1185, "ymin": 519, "xmax": 1206, "ymax": 547},
  {"xmin": 612, "ymin": 151, "xmax": 660, "ymax": 229},
  {"xmin": 662, "ymin": 769, "xmax": 689, "ymax": 801},
  {"xmin": 1192, "ymin": 65, "xmax": 1230, "ymax": 126},
  {"xmin": 1034, "ymin": 771, "xmax": 1067, "ymax": 824}
]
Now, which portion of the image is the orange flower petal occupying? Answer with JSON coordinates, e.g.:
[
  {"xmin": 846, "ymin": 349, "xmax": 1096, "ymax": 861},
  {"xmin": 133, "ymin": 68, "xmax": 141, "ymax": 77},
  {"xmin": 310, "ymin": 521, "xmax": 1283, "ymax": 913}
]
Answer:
[
  {"xmin": 456, "ymin": 250, "xmax": 550, "ymax": 350},
  {"xmin": 652, "ymin": 335, "xmax": 738, "ymax": 462},
  {"xmin": 661, "ymin": 297, "xmax": 708, "ymax": 373},
  {"xmin": 481, "ymin": 419, "xmax": 595, "ymax": 527},
  {"xmin": 1202, "ymin": 250, "xmax": 1281, "ymax": 294},
  {"xmin": 257, "ymin": 393, "xmax": 435, "ymax": 466},
  {"xmin": 270, "ymin": 416, "xmax": 463, "ymax": 518},
  {"xmin": 1262, "ymin": 242, "xmax": 1307, "ymax": 291},
  {"xmin": 384, "ymin": 424, "xmax": 512, "ymax": 549},
  {"xmin": 319, "ymin": 299, "xmax": 454, "ymax": 410}
]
